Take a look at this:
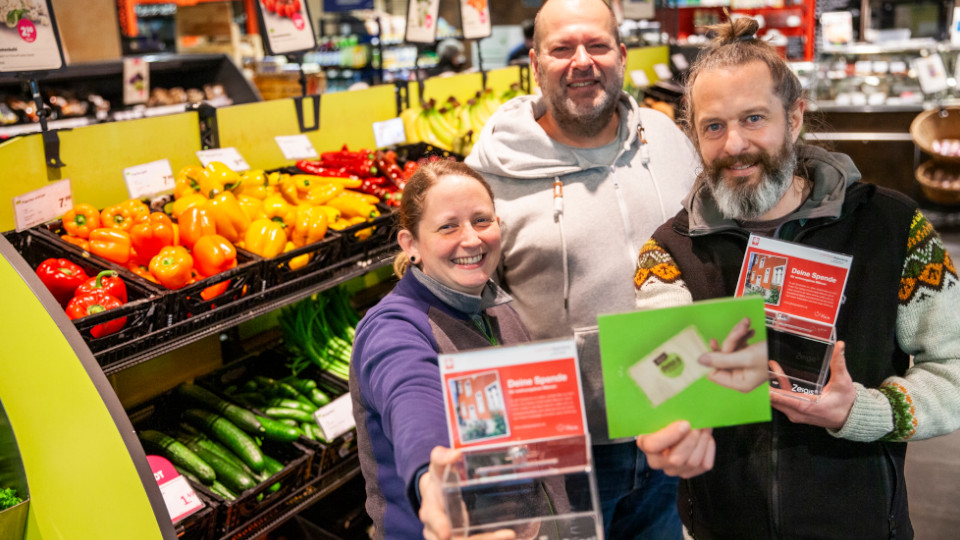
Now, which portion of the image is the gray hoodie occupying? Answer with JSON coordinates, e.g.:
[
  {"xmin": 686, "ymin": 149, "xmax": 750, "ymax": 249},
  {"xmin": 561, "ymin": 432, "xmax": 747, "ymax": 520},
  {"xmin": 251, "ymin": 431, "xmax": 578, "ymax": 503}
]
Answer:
[{"xmin": 466, "ymin": 92, "xmax": 699, "ymax": 442}]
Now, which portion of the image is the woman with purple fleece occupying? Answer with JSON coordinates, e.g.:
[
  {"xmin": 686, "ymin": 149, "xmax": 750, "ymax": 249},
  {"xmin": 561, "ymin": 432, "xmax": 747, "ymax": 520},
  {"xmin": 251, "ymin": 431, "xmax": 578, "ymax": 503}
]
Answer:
[{"xmin": 349, "ymin": 161, "xmax": 532, "ymax": 539}]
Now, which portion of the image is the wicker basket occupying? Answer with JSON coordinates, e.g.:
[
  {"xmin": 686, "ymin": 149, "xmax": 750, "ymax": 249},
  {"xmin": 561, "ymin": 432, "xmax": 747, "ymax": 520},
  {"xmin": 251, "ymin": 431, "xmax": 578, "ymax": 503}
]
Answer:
[
  {"xmin": 910, "ymin": 107, "xmax": 960, "ymax": 164},
  {"xmin": 915, "ymin": 160, "xmax": 960, "ymax": 206}
]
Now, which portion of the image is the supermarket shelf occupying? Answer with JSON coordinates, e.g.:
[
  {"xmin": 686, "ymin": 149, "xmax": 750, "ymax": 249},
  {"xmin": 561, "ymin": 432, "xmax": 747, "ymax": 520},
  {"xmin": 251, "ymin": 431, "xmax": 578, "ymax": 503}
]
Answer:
[
  {"xmin": 99, "ymin": 246, "xmax": 395, "ymax": 376},
  {"xmin": 221, "ymin": 457, "xmax": 362, "ymax": 540}
]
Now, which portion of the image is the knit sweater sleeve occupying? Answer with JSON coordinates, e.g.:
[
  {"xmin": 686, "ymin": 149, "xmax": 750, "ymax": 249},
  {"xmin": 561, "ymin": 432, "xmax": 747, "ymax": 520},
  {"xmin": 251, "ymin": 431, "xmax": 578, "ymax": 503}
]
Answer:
[
  {"xmin": 634, "ymin": 238, "xmax": 694, "ymax": 309},
  {"xmin": 834, "ymin": 212, "xmax": 960, "ymax": 442}
]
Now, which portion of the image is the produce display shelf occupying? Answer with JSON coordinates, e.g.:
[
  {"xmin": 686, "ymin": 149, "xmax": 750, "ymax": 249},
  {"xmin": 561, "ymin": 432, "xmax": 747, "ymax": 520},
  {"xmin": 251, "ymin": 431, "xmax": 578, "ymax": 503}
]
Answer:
[
  {"xmin": 99, "ymin": 245, "xmax": 396, "ymax": 376},
  {"xmin": 218, "ymin": 456, "xmax": 362, "ymax": 540}
]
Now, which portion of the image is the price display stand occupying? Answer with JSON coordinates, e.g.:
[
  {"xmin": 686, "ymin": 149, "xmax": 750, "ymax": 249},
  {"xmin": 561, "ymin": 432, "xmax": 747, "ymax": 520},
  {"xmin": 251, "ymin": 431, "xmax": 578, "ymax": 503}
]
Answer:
[{"xmin": 438, "ymin": 339, "xmax": 602, "ymax": 539}]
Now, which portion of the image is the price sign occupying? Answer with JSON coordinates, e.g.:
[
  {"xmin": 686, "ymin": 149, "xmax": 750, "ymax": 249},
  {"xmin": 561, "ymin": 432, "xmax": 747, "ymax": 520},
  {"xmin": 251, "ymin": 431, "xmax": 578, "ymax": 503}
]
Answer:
[
  {"xmin": 313, "ymin": 393, "xmax": 356, "ymax": 442},
  {"xmin": 124, "ymin": 159, "xmax": 175, "ymax": 199},
  {"xmin": 147, "ymin": 455, "xmax": 204, "ymax": 524},
  {"xmin": 196, "ymin": 147, "xmax": 250, "ymax": 172},
  {"xmin": 372, "ymin": 117, "xmax": 407, "ymax": 148},
  {"xmin": 653, "ymin": 63, "xmax": 673, "ymax": 81},
  {"xmin": 670, "ymin": 53, "xmax": 689, "ymax": 71},
  {"xmin": 630, "ymin": 69, "xmax": 650, "ymax": 88},
  {"xmin": 12, "ymin": 179, "xmax": 72, "ymax": 232},
  {"xmin": 275, "ymin": 135, "xmax": 319, "ymax": 160}
]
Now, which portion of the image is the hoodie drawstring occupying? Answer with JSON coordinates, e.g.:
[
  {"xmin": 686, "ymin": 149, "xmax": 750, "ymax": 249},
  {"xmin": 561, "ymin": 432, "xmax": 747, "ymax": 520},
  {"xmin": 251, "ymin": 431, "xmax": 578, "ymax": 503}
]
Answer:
[
  {"xmin": 553, "ymin": 177, "xmax": 570, "ymax": 310},
  {"xmin": 639, "ymin": 126, "xmax": 668, "ymax": 225}
]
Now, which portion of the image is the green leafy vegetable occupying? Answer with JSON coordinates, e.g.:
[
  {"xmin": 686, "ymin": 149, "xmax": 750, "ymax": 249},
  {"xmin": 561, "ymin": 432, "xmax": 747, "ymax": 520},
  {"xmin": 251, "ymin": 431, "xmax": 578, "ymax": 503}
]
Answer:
[{"xmin": 0, "ymin": 487, "xmax": 24, "ymax": 510}]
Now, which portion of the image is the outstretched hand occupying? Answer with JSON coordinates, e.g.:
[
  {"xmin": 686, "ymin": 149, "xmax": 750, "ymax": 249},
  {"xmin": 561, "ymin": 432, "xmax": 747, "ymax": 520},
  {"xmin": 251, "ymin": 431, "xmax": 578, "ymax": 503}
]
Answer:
[
  {"xmin": 419, "ymin": 446, "xmax": 517, "ymax": 540},
  {"xmin": 636, "ymin": 421, "xmax": 715, "ymax": 479},
  {"xmin": 699, "ymin": 317, "xmax": 768, "ymax": 393},
  {"xmin": 769, "ymin": 341, "xmax": 856, "ymax": 430}
]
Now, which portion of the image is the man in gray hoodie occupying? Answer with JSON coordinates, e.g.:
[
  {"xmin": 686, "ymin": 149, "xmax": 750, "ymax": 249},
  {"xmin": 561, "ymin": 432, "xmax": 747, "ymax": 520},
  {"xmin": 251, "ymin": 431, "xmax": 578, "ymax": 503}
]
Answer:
[{"xmin": 466, "ymin": 0, "xmax": 699, "ymax": 537}]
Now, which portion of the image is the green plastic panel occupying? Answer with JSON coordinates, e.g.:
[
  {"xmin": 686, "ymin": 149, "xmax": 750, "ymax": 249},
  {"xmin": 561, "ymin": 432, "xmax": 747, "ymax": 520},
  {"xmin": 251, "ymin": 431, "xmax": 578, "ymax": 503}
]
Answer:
[
  {"xmin": 0, "ymin": 242, "xmax": 166, "ymax": 539},
  {"xmin": 625, "ymin": 45, "xmax": 670, "ymax": 87}
]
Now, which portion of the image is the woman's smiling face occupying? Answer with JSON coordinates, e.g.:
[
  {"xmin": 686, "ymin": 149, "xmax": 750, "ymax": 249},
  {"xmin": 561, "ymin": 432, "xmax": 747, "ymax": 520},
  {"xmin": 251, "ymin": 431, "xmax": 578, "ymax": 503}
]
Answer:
[{"xmin": 398, "ymin": 174, "xmax": 501, "ymax": 295}]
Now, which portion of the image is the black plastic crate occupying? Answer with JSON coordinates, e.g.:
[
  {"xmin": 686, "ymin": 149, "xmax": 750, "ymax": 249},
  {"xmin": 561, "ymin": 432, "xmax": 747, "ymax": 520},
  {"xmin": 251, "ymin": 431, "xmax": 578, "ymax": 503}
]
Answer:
[
  {"xmin": 254, "ymin": 231, "xmax": 343, "ymax": 290},
  {"xmin": 195, "ymin": 350, "xmax": 358, "ymax": 476},
  {"xmin": 129, "ymin": 391, "xmax": 315, "ymax": 537},
  {"xmin": 174, "ymin": 490, "xmax": 218, "ymax": 540},
  {"xmin": 385, "ymin": 141, "xmax": 465, "ymax": 163},
  {"xmin": 162, "ymin": 249, "xmax": 262, "ymax": 325},
  {"xmin": 337, "ymin": 203, "xmax": 397, "ymax": 259},
  {"xmin": 4, "ymin": 229, "xmax": 166, "ymax": 359}
]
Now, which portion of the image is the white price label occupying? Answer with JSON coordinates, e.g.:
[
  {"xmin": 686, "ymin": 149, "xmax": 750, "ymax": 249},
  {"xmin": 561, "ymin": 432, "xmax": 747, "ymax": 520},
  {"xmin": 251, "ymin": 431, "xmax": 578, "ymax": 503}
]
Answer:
[
  {"xmin": 275, "ymin": 134, "xmax": 319, "ymax": 160},
  {"xmin": 372, "ymin": 117, "xmax": 407, "ymax": 149},
  {"xmin": 313, "ymin": 393, "xmax": 356, "ymax": 442},
  {"xmin": 196, "ymin": 147, "xmax": 250, "ymax": 172},
  {"xmin": 124, "ymin": 159, "xmax": 175, "ymax": 199},
  {"xmin": 12, "ymin": 179, "xmax": 72, "ymax": 232},
  {"xmin": 158, "ymin": 474, "xmax": 203, "ymax": 524},
  {"xmin": 670, "ymin": 53, "xmax": 689, "ymax": 71},
  {"xmin": 653, "ymin": 63, "xmax": 673, "ymax": 81},
  {"xmin": 630, "ymin": 69, "xmax": 650, "ymax": 88}
]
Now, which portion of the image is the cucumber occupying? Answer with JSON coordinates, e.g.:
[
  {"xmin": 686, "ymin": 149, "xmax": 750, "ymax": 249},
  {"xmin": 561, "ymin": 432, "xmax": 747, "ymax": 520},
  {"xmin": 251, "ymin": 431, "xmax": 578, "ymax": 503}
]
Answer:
[
  {"xmin": 267, "ymin": 397, "xmax": 317, "ymax": 414},
  {"xmin": 264, "ymin": 406, "xmax": 314, "ymax": 423},
  {"xmin": 183, "ymin": 409, "xmax": 265, "ymax": 473},
  {"xmin": 261, "ymin": 454, "xmax": 284, "ymax": 493},
  {"xmin": 300, "ymin": 422, "xmax": 316, "ymax": 441},
  {"xmin": 176, "ymin": 383, "xmax": 264, "ymax": 435},
  {"xmin": 283, "ymin": 377, "xmax": 317, "ymax": 392},
  {"xmin": 254, "ymin": 414, "xmax": 301, "ymax": 442},
  {"xmin": 180, "ymin": 438, "xmax": 257, "ymax": 493},
  {"xmin": 140, "ymin": 429, "xmax": 216, "ymax": 485},
  {"xmin": 210, "ymin": 480, "xmax": 238, "ymax": 501},
  {"xmin": 308, "ymin": 388, "xmax": 331, "ymax": 407}
]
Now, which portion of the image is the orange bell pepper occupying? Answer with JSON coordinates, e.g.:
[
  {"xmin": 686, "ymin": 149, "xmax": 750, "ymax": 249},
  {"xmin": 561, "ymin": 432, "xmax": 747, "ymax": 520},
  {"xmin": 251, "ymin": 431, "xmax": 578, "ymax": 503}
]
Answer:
[
  {"xmin": 245, "ymin": 219, "xmax": 287, "ymax": 258},
  {"xmin": 304, "ymin": 183, "xmax": 343, "ymax": 206},
  {"xmin": 174, "ymin": 165, "xmax": 204, "ymax": 199},
  {"xmin": 262, "ymin": 194, "xmax": 298, "ymax": 229},
  {"xmin": 200, "ymin": 279, "xmax": 230, "ymax": 301},
  {"xmin": 178, "ymin": 206, "xmax": 217, "ymax": 249},
  {"xmin": 89, "ymin": 228, "xmax": 132, "ymax": 265},
  {"xmin": 127, "ymin": 260, "xmax": 159, "ymax": 283},
  {"xmin": 61, "ymin": 234, "xmax": 90, "ymax": 251},
  {"xmin": 130, "ymin": 212, "xmax": 176, "ymax": 264},
  {"xmin": 192, "ymin": 234, "xmax": 238, "ymax": 277},
  {"xmin": 123, "ymin": 199, "xmax": 151, "ymax": 224},
  {"xmin": 149, "ymin": 245, "xmax": 194, "ymax": 290},
  {"xmin": 100, "ymin": 204, "xmax": 137, "ymax": 231},
  {"xmin": 237, "ymin": 195, "xmax": 266, "ymax": 222},
  {"xmin": 202, "ymin": 192, "xmax": 250, "ymax": 243},
  {"xmin": 62, "ymin": 203, "xmax": 101, "ymax": 238},
  {"xmin": 171, "ymin": 193, "xmax": 208, "ymax": 220},
  {"xmin": 291, "ymin": 205, "xmax": 328, "ymax": 247}
]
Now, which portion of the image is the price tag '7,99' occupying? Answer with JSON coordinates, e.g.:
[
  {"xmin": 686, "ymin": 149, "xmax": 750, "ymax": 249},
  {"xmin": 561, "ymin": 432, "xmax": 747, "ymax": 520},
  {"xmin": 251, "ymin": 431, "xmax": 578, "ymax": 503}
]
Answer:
[{"xmin": 13, "ymin": 179, "xmax": 72, "ymax": 232}]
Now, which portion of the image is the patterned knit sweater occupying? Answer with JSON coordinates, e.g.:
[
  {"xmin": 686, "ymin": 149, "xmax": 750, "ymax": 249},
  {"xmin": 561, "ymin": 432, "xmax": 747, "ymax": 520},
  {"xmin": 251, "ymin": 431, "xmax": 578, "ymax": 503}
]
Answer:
[{"xmin": 635, "ymin": 147, "xmax": 960, "ymax": 444}]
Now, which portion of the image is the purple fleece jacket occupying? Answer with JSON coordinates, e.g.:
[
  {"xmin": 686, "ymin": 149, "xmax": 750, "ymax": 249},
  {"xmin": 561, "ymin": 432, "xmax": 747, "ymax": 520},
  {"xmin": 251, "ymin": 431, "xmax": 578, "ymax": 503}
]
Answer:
[{"xmin": 349, "ymin": 271, "xmax": 529, "ymax": 539}]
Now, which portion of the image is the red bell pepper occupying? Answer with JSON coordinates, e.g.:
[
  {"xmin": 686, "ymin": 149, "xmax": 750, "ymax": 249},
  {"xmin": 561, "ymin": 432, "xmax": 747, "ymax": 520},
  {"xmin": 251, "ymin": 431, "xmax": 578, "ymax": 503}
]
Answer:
[
  {"xmin": 65, "ymin": 290, "xmax": 127, "ymax": 338},
  {"xmin": 35, "ymin": 258, "xmax": 90, "ymax": 307},
  {"xmin": 75, "ymin": 270, "xmax": 128, "ymax": 303}
]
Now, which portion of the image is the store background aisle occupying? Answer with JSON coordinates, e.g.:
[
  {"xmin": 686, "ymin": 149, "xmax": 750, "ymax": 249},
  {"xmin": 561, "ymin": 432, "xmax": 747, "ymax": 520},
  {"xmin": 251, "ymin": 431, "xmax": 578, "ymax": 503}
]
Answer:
[{"xmin": 904, "ymin": 227, "xmax": 960, "ymax": 539}]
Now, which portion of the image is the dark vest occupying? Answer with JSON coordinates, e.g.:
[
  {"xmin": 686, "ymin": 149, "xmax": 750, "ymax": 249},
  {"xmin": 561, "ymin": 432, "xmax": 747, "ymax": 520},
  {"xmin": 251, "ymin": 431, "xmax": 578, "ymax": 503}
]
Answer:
[{"xmin": 654, "ymin": 182, "xmax": 916, "ymax": 539}]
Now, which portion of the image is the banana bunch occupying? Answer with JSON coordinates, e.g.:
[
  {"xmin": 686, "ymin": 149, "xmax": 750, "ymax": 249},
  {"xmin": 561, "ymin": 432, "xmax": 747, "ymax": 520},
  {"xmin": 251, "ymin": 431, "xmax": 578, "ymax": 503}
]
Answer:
[{"xmin": 399, "ymin": 86, "xmax": 520, "ymax": 155}]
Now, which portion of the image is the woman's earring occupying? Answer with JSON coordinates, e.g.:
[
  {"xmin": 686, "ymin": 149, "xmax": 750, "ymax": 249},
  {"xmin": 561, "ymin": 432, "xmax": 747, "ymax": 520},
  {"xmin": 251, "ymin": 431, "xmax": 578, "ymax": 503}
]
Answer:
[{"xmin": 410, "ymin": 255, "xmax": 418, "ymax": 264}]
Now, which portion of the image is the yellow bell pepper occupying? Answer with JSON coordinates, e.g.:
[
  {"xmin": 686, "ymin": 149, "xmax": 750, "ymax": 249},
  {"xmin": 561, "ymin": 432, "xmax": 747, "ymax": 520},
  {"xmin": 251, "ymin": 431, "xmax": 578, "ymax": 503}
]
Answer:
[
  {"xmin": 313, "ymin": 205, "xmax": 341, "ymax": 224},
  {"xmin": 284, "ymin": 241, "xmax": 311, "ymax": 270},
  {"xmin": 266, "ymin": 171, "xmax": 282, "ymax": 186},
  {"xmin": 327, "ymin": 194, "xmax": 380, "ymax": 220},
  {"xmin": 245, "ymin": 219, "xmax": 287, "ymax": 258},
  {"xmin": 294, "ymin": 174, "xmax": 361, "ymax": 189},
  {"xmin": 174, "ymin": 165, "xmax": 204, "ymax": 199},
  {"xmin": 262, "ymin": 194, "xmax": 298, "ymax": 229},
  {"xmin": 304, "ymin": 183, "xmax": 343, "ymax": 206},
  {"xmin": 235, "ymin": 169, "xmax": 270, "ymax": 200},
  {"xmin": 279, "ymin": 175, "xmax": 302, "ymax": 205},
  {"xmin": 199, "ymin": 161, "xmax": 240, "ymax": 198},
  {"xmin": 237, "ymin": 195, "xmax": 266, "ymax": 222},
  {"xmin": 291, "ymin": 205, "xmax": 328, "ymax": 247},
  {"xmin": 171, "ymin": 193, "xmax": 208, "ymax": 220},
  {"xmin": 202, "ymin": 191, "xmax": 250, "ymax": 243}
]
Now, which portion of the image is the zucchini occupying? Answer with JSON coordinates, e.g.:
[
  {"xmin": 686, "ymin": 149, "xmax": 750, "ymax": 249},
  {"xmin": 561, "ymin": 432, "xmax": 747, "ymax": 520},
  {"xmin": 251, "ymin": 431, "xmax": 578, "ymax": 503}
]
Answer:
[
  {"xmin": 176, "ymin": 383, "xmax": 264, "ymax": 435},
  {"xmin": 181, "ymin": 438, "xmax": 257, "ymax": 493},
  {"xmin": 254, "ymin": 414, "xmax": 301, "ymax": 442},
  {"xmin": 264, "ymin": 406, "xmax": 314, "ymax": 423},
  {"xmin": 139, "ymin": 429, "xmax": 216, "ymax": 485},
  {"xmin": 183, "ymin": 409, "xmax": 266, "ymax": 473}
]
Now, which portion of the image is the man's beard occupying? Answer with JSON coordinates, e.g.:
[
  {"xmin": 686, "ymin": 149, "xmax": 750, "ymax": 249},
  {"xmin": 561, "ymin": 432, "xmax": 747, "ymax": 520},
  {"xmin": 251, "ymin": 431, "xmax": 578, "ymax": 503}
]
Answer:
[
  {"xmin": 699, "ymin": 136, "xmax": 798, "ymax": 221},
  {"xmin": 538, "ymin": 61, "xmax": 623, "ymax": 138}
]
